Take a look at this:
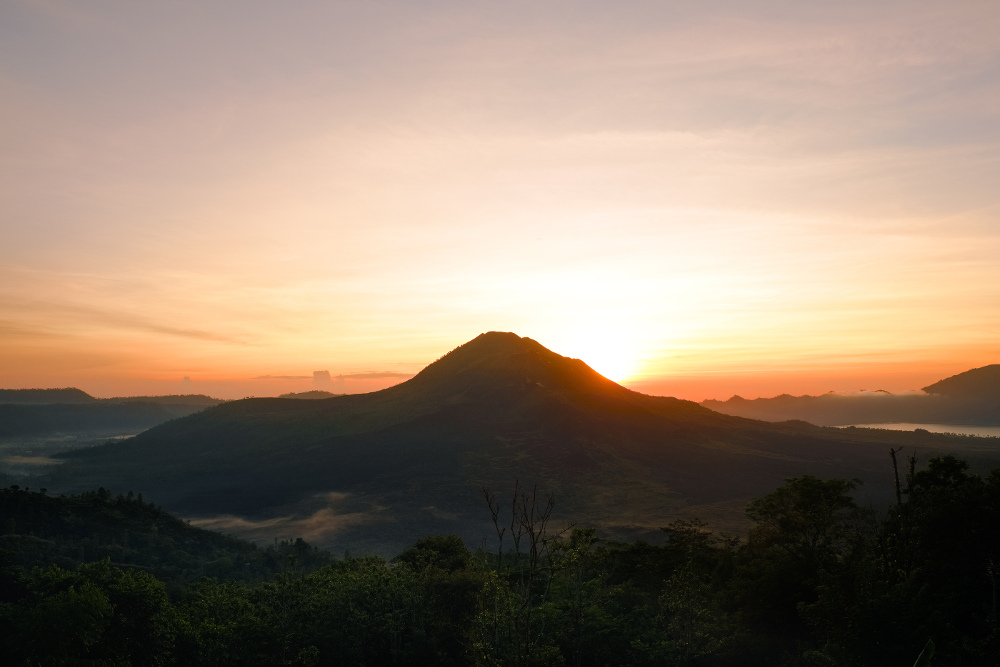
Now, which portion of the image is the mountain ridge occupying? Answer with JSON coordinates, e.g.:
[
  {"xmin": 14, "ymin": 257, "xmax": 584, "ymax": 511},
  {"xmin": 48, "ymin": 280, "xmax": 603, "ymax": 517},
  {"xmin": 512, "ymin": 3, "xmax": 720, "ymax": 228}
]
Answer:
[
  {"xmin": 0, "ymin": 391, "xmax": 224, "ymax": 439},
  {"xmin": 703, "ymin": 363, "xmax": 1000, "ymax": 426},
  {"xmin": 922, "ymin": 363, "xmax": 1000, "ymax": 399},
  {"xmin": 44, "ymin": 332, "xmax": 1000, "ymax": 553}
]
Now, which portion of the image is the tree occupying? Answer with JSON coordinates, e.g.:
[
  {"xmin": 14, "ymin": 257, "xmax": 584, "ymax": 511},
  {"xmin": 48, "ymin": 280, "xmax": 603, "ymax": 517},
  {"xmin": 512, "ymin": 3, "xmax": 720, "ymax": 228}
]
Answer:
[
  {"xmin": 8, "ymin": 560, "xmax": 176, "ymax": 665},
  {"xmin": 481, "ymin": 482, "xmax": 565, "ymax": 666},
  {"xmin": 745, "ymin": 476, "xmax": 860, "ymax": 566},
  {"xmin": 734, "ymin": 476, "xmax": 863, "ymax": 650}
]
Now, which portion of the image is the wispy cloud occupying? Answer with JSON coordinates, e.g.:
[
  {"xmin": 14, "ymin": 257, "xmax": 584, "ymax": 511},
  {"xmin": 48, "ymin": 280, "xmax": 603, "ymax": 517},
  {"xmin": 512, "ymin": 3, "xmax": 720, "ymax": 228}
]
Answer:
[
  {"xmin": 339, "ymin": 372, "xmax": 413, "ymax": 380},
  {"xmin": 251, "ymin": 371, "xmax": 413, "ymax": 381},
  {"xmin": 0, "ymin": 295, "xmax": 240, "ymax": 343},
  {"xmin": 187, "ymin": 492, "xmax": 375, "ymax": 544}
]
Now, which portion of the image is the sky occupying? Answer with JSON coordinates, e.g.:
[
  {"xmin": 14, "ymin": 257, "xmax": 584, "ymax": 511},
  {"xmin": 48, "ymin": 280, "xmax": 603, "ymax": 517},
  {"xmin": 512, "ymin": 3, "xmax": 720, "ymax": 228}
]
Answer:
[{"xmin": 2, "ymin": 0, "xmax": 999, "ymax": 400}]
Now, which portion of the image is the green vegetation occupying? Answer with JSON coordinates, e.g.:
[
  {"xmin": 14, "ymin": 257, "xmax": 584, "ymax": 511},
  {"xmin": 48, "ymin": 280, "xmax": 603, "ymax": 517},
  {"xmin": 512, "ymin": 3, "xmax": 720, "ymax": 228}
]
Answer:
[
  {"xmin": 0, "ymin": 487, "xmax": 331, "ymax": 594},
  {"xmin": 2, "ymin": 454, "xmax": 998, "ymax": 665}
]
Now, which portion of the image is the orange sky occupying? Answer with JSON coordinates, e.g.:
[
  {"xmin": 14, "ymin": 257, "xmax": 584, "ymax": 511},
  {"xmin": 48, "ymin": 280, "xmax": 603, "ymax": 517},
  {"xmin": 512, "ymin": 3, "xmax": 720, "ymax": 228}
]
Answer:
[{"xmin": 2, "ymin": 1, "xmax": 999, "ymax": 401}]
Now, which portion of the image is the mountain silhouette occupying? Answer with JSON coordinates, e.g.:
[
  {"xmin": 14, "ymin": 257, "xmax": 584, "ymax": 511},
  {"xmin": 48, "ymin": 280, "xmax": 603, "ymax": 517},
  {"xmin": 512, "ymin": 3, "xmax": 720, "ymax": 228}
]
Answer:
[
  {"xmin": 0, "ymin": 389, "xmax": 223, "ymax": 437},
  {"xmin": 50, "ymin": 332, "xmax": 991, "ymax": 553},
  {"xmin": 703, "ymin": 363, "xmax": 1000, "ymax": 426},
  {"xmin": 923, "ymin": 364, "xmax": 1000, "ymax": 399},
  {"xmin": 0, "ymin": 388, "xmax": 97, "ymax": 405}
]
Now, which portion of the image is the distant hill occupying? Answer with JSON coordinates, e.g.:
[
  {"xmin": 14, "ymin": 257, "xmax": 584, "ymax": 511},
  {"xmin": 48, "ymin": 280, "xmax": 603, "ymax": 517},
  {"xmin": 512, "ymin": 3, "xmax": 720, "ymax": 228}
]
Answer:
[
  {"xmin": 703, "ymin": 364, "xmax": 1000, "ymax": 427},
  {"xmin": 0, "ymin": 390, "xmax": 223, "ymax": 438},
  {"xmin": 46, "ymin": 333, "xmax": 999, "ymax": 554},
  {"xmin": 0, "ymin": 388, "xmax": 222, "ymax": 407},
  {"xmin": 278, "ymin": 390, "xmax": 343, "ymax": 399},
  {"xmin": 0, "ymin": 388, "xmax": 96, "ymax": 404},
  {"xmin": 0, "ymin": 485, "xmax": 330, "ymax": 592},
  {"xmin": 700, "ymin": 392, "xmax": 932, "ymax": 426},
  {"xmin": 923, "ymin": 364, "xmax": 1000, "ymax": 399},
  {"xmin": 99, "ymin": 394, "xmax": 222, "ymax": 406}
]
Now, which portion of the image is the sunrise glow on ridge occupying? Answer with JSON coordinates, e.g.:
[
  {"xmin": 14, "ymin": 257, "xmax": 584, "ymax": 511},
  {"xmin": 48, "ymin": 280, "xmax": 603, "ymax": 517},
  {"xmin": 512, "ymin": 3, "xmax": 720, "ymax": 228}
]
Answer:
[{"xmin": 546, "ymin": 328, "xmax": 645, "ymax": 384}]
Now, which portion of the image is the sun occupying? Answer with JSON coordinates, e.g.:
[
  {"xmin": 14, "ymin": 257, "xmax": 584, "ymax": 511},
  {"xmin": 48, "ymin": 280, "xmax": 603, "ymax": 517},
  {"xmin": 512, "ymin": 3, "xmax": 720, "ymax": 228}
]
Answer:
[
  {"xmin": 582, "ymin": 348, "xmax": 638, "ymax": 383},
  {"xmin": 553, "ymin": 330, "xmax": 642, "ymax": 383}
]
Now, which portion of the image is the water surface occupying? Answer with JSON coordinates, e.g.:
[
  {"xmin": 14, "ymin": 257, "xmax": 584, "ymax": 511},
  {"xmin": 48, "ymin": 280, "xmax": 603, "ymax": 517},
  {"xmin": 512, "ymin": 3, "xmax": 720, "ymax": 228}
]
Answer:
[{"xmin": 842, "ymin": 423, "xmax": 1000, "ymax": 438}]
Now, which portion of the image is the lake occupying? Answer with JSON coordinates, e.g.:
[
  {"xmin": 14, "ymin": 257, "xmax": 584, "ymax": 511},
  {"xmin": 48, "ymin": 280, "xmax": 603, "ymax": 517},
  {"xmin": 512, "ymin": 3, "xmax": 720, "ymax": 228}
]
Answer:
[{"xmin": 842, "ymin": 423, "xmax": 1000, "ymax": 438}]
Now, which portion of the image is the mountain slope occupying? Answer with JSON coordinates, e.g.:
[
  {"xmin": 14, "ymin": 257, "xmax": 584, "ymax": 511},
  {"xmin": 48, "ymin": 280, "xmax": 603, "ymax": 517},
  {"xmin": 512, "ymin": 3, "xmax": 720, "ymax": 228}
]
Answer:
[
  {"xmin": 47, "ymin": 333, "xmax": 997, "ymax": 553},
  {"xmin": 923, "ymin": 364, "xmax": 1000, "ymax": 399},
  {"xmin": 702, "ymin": 363, "xmax": 1000, "ymax": 427},
  {"xmin": 0, "ymin": 388, "xmax": 96, "ymax": 404},
  {"xmin": 0, "ymin": 486, "xmax": 330, "ymax": 590},
  {"xmin": 0, "ymin": 390, "xmax": 223, "ymax": 438}
]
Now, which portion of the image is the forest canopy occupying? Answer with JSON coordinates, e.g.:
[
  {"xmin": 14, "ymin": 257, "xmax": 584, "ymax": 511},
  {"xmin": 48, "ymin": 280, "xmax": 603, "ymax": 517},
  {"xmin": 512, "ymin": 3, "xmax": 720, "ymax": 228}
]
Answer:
[{"xmin": 1, "ymin": 454, "xmax": 997, "ymax": 666}]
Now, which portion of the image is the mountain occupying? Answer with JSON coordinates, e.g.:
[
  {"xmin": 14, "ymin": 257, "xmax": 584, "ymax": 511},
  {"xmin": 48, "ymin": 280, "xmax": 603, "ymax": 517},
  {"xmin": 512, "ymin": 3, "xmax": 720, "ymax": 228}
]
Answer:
[
  {"xmin": 703, "ymin": 364, "xmax": 1000, "ymax": 427},
  {"xmin": 923, "ymin": 364, "xmax": 1000, "ymax": 399},
  {"xmin": 0, "ymin": 391, "xmax": 223, "ymax": 438},
  {"xmin": 278, "ymin": 390, "xmax": 343, "ymax": 399},
  {"xmin": 45, "ymin": 333, "xmax": 999, "ymax": 553},
  {"xmin": 0, "ymin": 388, "xmax": 96, "ymax": 405}
]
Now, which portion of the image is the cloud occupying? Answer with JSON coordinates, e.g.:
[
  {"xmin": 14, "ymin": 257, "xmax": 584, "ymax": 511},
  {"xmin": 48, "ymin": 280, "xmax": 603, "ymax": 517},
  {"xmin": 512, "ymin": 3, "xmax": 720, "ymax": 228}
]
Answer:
[
  {"xmin": 187, "ymin": 492, "xmax": 375, "ymax": 545},
  {"xmin": 0, "ymin": 319, "xmax": 57, "ymax": 338},
  {"xmin": 251, "ymin": 371, "xmax": 412, "ymax": 380},
  {"xmin": 420, "ymin": 505, "xmax": 457, "ymax": 521},
  {"xmin": 2, "ymin": 455, "xmax": 63, "ymax": 466},
  {"xmin": 114, "ymin": 317, "xmax": 239, "ymax": 343},
  {"xmin": 0, "ymin": 285, "xmax": 241, "ymax": 344}
]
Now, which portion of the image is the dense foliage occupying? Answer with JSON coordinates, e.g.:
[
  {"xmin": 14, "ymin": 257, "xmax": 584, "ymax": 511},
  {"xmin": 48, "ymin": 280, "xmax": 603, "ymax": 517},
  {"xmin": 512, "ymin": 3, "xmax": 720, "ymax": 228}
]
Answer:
[
  {"xmin": 1, "ymin": 455, "xmax": 998, "ymax": 665},
  {"xmin": 0, "ymin": 486, "xmax": 330, "ymax": 593}
]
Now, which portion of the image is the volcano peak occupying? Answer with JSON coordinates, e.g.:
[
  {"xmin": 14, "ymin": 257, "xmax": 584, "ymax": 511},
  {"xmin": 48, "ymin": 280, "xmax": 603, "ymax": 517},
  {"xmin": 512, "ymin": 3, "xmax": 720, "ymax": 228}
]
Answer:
[{"xmin": 399, "ymin": 331, "xmax": 620, "ymax": 399}]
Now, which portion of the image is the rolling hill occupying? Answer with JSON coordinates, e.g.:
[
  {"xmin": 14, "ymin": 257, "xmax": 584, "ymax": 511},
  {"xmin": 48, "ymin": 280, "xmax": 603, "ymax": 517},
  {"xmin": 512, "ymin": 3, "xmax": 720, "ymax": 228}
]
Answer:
[
  {"xmin": 0, "ymin": 388, "xmax": 98, "ymax": 404},
  {"xmin": 0, "ymin": 390, "xmax": 222, "ymax": 438},
  {"xmin": 45, "ymin": 333, "xmax": 1000, "ymax": 553},
  {"xmin": 702, "ymin": 363, "xmax": 1000, "ymax": 426},
  {"xmin": 0, "ymin": 486, "xmax": 330, "ymax": 590},
  {"xmin": 923, "ymin": 363, "xmax": 1000, "ymax": 399}
]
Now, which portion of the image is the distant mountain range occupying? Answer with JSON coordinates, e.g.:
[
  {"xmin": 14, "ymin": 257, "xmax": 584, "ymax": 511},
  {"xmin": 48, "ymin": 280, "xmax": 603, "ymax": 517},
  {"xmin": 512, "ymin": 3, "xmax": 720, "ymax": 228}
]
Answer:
[
  {"xmin": 702, "ymin": 365, "xmax": 1000, "ymax": 426},
  {"xmin": 44, "ymin": 333, "xmax": 999, "ymax": 554},
  {"xmin": 0, "ymin": 388, "xmax": 99, "ymax": 405},
  {"xmin": 923, "ymin": 364, "xmax": 1000, "ymax": 398},
  {"xmin": 278, "ymin": 390, "xmax": 343, "ymax": 399},
  {"xmin": 0, "ymin": 390, "xmax": 222, "ymax": 438},
  {"xmin": 0, "ymin": 388, "xmax": 221, "ymax": 406}
]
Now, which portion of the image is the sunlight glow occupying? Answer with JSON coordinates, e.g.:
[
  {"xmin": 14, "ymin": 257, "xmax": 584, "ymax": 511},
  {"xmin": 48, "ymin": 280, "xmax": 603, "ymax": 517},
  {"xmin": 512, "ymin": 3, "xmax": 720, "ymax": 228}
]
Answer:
[
  {"xmin": 2, "ymin": 3, "xmax": 998, "ymax": 400},
  {"xmin": 549, "ymin": 329, "xmax": 643, "ymax": 384}
]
